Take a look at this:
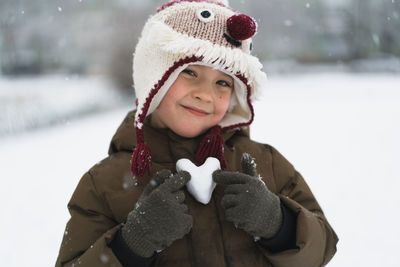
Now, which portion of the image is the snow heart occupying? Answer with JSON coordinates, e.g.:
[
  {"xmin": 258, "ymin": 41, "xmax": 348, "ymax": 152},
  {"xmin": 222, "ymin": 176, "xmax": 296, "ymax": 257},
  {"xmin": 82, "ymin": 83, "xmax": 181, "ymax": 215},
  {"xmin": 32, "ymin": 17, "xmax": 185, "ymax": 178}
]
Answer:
[{"xmin": 176, "ymin": 157, "xmax": 221, "ymax": 205}]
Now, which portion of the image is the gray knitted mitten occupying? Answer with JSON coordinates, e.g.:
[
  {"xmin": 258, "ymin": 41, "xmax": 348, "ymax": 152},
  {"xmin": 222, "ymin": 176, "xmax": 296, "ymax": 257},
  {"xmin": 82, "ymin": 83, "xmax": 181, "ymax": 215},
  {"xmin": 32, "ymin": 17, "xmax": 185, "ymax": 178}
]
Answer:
[
  {"xmin": 213, "ymin": 153, "xmax": 283, "ymax": 239},
  {"xmin": 121, "ymin": 170, "xmax": 193, "ymax": 258}
]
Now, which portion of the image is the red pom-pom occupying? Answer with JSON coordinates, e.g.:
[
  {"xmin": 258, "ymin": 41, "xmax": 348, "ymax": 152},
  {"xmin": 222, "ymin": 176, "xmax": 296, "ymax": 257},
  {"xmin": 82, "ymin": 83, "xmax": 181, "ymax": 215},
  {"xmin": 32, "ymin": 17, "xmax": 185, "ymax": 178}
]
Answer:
[{"xmin": 227, "ymin": 14, "xmax": 257, "ymax": 41}]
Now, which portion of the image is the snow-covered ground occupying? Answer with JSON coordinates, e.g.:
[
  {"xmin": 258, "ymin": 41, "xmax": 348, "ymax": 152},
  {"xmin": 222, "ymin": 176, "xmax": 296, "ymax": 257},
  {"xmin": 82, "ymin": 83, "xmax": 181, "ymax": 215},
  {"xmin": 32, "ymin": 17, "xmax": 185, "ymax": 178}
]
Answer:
[{"xmin": 1, "ymin": 73, "xmax": 399, "ymax": 266}]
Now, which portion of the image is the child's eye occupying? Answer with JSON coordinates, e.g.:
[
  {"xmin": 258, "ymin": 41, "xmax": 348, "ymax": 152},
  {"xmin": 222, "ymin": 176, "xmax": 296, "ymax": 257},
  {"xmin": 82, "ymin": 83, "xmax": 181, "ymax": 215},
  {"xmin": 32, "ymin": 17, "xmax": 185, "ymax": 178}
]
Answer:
[
  {"xmin": 182, "ymin": 69, "xmax": 196, "ymax": 77},
  {"xmin": 217, "ymin": 80, "xmax": 232, "ymax": 88}
]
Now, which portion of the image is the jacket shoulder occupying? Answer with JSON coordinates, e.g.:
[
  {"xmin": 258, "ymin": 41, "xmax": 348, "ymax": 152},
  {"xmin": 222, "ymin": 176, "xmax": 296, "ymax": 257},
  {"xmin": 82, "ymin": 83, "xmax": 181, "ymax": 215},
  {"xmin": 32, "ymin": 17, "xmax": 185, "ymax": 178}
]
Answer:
[{"xmin": 88, "ymin": 152, "xmax": 132, "ymax": 192}]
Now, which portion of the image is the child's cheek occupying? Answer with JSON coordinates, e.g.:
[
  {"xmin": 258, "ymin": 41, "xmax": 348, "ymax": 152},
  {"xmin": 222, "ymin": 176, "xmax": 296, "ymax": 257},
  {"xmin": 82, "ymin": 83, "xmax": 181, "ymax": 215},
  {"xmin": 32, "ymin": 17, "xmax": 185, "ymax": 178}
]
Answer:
[{"xmin": 217, "ymin": 92, "xmax": 232, "ymax": 113}]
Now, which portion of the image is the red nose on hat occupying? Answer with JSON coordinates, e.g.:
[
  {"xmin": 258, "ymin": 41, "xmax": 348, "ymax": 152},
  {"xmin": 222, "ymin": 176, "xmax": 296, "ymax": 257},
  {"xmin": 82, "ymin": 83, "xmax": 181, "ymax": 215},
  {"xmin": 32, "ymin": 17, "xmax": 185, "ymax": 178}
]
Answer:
[{"xmin": 227, "ymin": 14, "xmax": 257, "ymax": 41}]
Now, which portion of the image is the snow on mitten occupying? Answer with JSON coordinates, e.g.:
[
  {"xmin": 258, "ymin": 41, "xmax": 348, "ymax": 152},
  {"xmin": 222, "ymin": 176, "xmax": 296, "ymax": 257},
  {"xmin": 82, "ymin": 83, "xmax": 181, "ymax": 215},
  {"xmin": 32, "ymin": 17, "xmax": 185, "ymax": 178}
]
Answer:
[
  {"xmin": 212, "ymin": 153, "xmax": 283, "ymax": 239},
  {"xmin": 121, "ymin": 170, "xmax": 193, "ymax": 257}
]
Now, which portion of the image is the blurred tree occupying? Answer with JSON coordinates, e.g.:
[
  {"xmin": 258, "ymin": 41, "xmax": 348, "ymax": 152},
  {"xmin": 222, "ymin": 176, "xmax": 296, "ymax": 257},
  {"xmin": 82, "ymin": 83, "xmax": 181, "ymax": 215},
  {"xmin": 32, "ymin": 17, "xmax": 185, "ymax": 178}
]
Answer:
[
  {"xmin": 1, "ymin": 0, "xmax": 399, "ymax": 83},
  {"xmin": 380, "ymin": 0, "xmax": 400, "ymax": 56},
  {"xmin": 104, "ymin": 4, "xmax": 154, "ymax": 93},
  {"xmin": 345, "ymin": 0, "xmax": 400, "ymax": 60},
  {"xmin": 247, "ymin": 0, "xmax": 331, "ymax": 62}
]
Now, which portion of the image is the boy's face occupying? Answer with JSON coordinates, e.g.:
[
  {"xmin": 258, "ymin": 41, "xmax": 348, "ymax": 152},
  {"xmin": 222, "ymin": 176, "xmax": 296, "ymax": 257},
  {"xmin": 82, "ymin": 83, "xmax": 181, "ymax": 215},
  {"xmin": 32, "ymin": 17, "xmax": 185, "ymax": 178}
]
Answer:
[{"xmin": 151, "ymin": 64, "xmax": 233, "ymax": 138}]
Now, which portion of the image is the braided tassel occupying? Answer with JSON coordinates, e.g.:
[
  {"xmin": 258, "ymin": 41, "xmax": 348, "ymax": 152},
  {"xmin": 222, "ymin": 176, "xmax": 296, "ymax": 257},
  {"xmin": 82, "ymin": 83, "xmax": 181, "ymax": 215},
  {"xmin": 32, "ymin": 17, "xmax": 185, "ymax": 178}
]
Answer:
[
  {"xmin": 130, "ymin": 127, "xmax": 152, "ymax": 179},
  {"xmin": 196, "ymin": 126, "xmax": 227, "ymax": 169}
]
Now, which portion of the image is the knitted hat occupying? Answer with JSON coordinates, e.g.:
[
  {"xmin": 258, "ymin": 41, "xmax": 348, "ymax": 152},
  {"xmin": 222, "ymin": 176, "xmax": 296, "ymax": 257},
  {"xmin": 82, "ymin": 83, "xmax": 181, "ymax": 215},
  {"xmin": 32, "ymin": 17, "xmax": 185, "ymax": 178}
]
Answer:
[{"xmin": 131, "ymin": 0, "xmax": 267, "ymax": 178}]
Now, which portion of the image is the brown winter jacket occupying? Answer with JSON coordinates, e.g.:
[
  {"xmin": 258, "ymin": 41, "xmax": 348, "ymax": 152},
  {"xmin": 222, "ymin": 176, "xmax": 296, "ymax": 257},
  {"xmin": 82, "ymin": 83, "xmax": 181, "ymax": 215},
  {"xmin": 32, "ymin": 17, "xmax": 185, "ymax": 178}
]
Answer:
[{"xmin": 56, "ymin": 110, "xmax": 338, "ymax": 267}]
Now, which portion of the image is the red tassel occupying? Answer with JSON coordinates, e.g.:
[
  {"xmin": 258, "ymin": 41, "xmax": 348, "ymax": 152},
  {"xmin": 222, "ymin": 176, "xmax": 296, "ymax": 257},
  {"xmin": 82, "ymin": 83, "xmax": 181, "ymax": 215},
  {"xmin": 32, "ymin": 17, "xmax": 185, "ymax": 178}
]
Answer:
[
  {"xmin": 130, "ymin": 143, "xmax": 152, "ymax": 179},
  {"xmin": 196, "ymin": 126, "xmax": 227, "ymax": 169},
  {"xmin": 131, "ymin": 126, "xmax": 152, "ymax": 179}
]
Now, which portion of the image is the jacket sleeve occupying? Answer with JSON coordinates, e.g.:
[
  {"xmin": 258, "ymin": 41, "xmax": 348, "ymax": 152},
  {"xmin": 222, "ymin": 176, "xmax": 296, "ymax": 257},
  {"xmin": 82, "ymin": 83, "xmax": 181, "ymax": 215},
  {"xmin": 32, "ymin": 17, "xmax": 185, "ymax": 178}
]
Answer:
[
  {"xmin": 257, "ymin": 203, "xmax": 297, "ymax": 252},
  {"xmin": 55, "ymin": 171, "xmax": 123, "ymax": 267},
  {"xmin": 256, "ymin": 146, "xmax": 338, "ymax": 267}
]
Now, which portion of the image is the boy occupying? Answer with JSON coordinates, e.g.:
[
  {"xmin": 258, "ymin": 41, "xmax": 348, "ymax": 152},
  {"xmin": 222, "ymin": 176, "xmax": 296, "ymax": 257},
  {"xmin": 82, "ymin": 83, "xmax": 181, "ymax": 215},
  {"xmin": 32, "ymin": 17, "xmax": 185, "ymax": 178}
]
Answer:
[{"xmin": 56, "ymin": 0, "xmax": 338, "ymax": 266}]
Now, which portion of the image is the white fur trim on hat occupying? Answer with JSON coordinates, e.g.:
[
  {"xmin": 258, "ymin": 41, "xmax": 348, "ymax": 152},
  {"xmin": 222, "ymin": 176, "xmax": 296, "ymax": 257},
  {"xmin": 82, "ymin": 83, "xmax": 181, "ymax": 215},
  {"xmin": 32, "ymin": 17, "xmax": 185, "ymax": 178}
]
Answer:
[{"xmin": 145, "ymin": 20, "xmax": 266, "ymax": 100}]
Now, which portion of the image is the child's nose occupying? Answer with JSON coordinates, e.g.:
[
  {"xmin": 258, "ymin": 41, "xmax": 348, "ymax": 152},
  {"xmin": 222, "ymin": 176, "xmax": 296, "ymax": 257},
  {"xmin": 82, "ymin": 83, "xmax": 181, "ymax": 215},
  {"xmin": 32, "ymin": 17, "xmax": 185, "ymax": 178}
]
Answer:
[{"xmin": 191, "ymin": 85, "xmax": 213, "ymax": 102}]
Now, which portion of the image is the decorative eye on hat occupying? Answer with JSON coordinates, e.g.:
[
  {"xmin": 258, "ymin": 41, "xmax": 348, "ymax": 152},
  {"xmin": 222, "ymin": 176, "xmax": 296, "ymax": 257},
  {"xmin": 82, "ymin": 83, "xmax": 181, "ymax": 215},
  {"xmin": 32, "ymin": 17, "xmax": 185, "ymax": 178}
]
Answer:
[{"xmin": 197, "ymin": 9, "xmax": 215, "ymax": 23}]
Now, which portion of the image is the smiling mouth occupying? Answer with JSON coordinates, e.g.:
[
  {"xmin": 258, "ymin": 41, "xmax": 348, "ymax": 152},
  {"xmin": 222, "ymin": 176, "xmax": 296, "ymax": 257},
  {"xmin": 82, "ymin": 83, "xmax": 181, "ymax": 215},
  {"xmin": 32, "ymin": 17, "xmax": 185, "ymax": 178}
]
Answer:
[{"xmin": 182, "ymin": 105, "xmax": 209, "ymax": 117}]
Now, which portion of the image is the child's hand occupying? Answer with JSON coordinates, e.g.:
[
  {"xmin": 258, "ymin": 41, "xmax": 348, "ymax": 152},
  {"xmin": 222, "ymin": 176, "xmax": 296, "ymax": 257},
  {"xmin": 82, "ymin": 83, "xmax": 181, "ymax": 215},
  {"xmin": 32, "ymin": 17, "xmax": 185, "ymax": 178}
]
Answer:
[
  {"xmin": 213, "ymin": 153, "xmax": 282, "ymax": 239},
  {"xmin": 121, "ymin": 170, "xmax": 193, "ymax": 258}
]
